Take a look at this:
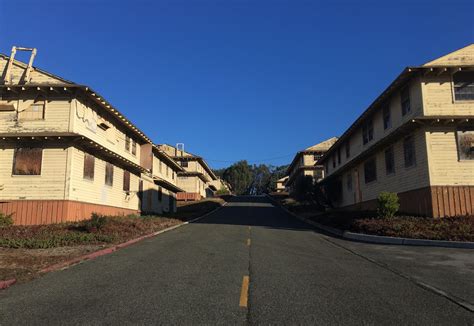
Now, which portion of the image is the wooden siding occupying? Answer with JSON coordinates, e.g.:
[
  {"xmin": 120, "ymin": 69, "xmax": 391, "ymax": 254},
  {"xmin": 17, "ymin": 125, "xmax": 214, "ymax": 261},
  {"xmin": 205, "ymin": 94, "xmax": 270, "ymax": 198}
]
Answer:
[
  {"xmin": 0, "ymin": 199, "xmax": 138, "ymax": 225},
  {"xmin": 431, "ymin": 186, "xmax": 474, "ymax": 218},
  {"xmin": 327, "ymin": 78, "xmax": 424, "ymax": 177},
  {"xmin": 423, "ymin": 44, "xmax": 474, "ymax": 66},
  {"xmin": 68, "ymin": 147, "xmax": 140, "ymax": 211},
  {"xmin": 0, "ymin": 56, "xmax": 67, "ymax": 85},
  {"xmin": 140, "ymin": 175, "xmax": 177, "ymax": 214},
  {"xmin": 177, "ymin": 192, "xmax": 202, "ymax": 201},
  {"xmin": 426, "ymin": 129, "xmax": 474, "ymax": 186},
  {"xmin": 0, "ymin": 147, "xmax": 68, "ymax": 200}
]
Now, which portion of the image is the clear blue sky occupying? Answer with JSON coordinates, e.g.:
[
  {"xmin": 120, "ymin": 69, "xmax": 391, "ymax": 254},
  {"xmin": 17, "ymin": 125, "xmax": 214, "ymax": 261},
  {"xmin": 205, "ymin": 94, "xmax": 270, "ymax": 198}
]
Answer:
[{"xmin": 1, "ymin": 0, "xmax": 473, "ymax": 169}]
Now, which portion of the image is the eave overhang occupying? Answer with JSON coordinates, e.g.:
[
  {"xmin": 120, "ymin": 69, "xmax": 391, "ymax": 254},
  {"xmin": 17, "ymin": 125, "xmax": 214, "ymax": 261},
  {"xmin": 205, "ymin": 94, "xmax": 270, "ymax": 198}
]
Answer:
[{"xmin": 151, "ymin": 176, "xmax": 184, "ymax": 193}]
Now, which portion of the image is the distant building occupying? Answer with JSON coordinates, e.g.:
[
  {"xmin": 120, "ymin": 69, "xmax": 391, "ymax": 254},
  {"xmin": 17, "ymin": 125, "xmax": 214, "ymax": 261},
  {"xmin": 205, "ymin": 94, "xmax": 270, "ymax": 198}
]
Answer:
[
  {"xmin": 275, "ymin": 176, "xmax": 289, "ymax": 193},
  {"xmin": 286, "ymin": 137, "xmax": 338, "ymax": 196},
  {"xmin": 319, "ymin": 44, "xmax": 474, "ymax": 217},
  {"xmin": 159, "ymin": 144, "xmax": 218, "ymax": 201}
]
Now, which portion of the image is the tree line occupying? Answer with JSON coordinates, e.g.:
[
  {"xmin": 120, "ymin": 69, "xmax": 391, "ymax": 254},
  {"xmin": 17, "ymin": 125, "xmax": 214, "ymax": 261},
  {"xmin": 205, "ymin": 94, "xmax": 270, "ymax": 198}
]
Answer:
[{"xmin": 214, "ymin": 161, "xmax": 288, "ymax": 195}]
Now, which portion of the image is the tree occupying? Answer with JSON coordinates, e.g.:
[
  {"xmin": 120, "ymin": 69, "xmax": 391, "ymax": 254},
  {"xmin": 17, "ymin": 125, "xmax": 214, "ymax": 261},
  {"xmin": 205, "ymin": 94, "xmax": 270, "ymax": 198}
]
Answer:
[{"xmin": 222, "ymin": 161, "xmax": 254, "ymax": 195}]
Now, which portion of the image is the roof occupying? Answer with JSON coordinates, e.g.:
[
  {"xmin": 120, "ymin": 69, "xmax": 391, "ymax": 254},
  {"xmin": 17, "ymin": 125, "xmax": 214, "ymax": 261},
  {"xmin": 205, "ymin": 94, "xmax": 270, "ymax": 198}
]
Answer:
[
  {"xmin": 286, "ymin": 137, "xmax": 338, "ymax": 175},
  {"xmin": 151, "ymin": 145, "xmax": 183, "ymax": 172},
  {"xmin": 319, "ymin": 44, "xmax": 474, "ymax": 164},
  {"xmin": 0, "ymin": 52, "xmax": 152, "ymax": 144}
]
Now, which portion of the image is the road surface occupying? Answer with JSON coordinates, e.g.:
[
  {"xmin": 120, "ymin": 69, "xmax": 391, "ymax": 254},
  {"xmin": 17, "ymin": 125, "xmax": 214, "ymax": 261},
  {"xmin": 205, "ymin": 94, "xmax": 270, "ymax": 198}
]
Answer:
[{"xmin": 0, "ymin": 196, "xmax": 473, "ymax": 325}]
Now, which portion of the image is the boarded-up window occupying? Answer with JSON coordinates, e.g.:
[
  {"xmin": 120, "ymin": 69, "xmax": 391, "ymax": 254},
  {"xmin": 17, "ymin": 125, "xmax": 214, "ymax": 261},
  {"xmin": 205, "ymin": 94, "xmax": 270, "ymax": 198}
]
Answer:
[
  {"xmin": 362, "ymin": 119, "xmax": 374, "ymax": 145},
  {"xmin": 123, "ymin": 170, "xmax": 130, "ymax": 191},
  {"xmin": 401, "ymin": 87, "xmax": 411, "ymax": 116},
  {"xmin": 453, "ymin": 71, "xmax": 474, "ymax": 101},
  {"xmin": 364, "ymin": 158, "xmax": 377, "ymax": 183},
  {"xmin": 403, "ymin": 136, "xmax": 416, "ymax": 168},
  {"xmin": 131, "ymin": 140, "xmax": 137, "ymax": 155},
  {"xmin": 19, "ymin": 96, "xmax": 45, "ymax": 120},
  {"xmin": 384, "ymin": 146, "xmax": 395, "ymax": 175},
  {"xmin": 457, "ymin": 129, "xmax": 474, "ymax": 160},
  {"xmin": 125, "ymin": 135, "xmax": 130, "ymax": 152},
  {"xmin": 105, "ymin": 162, "xmax": 114, "ymax": 186},
  {"xmin": 12, "ymin": 148, "xmax": 42, "ymax": 175},
  {"xmin": 158, "ymin": 186, "xmax": 163, "ymax": 201},
  {"xmin": 83, "ymin": 153, "xmax": 95, "ymax": 180}
]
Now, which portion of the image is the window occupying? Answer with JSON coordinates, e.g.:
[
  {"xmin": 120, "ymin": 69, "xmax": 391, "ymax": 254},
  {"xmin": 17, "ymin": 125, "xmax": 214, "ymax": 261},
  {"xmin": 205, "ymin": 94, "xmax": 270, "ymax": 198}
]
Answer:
[
  {"xmin": 172, "ymin": 172, "xmax": 175, "ymax": 180},
  {"xmin": 314, "ymin": 153, "xmax": 322, "ymax": 162},
  {"xmin": 332, "ymin": 156, "xmax": 336, "ymax": 168},
  {"xmin": 180, "ymin": 161, "xmax": 188, "ymax": 168},
  {"xmin": 345, "ymin": 143, "xmax": 350, "ymax": 158},
  {"xmin": 383, "ymin": 105, "xmax": 391, "ymax": 130},
  {"xmin": 125, "ymin": 135, "xmax": 130, "ymax": 152},
  {"xmin": 131, "ymin": 140, "xmax": 137, "ymax": 156},
  {"xmin": 158, "ymin": 187, "xmax": 163, "ymax": 201},
  {"xmin": 19, "ymin": 96, "xmax": 45, "ymax": 120},
  {"xmin": 83, "ymin": 153, "xmax": 95, "ymax": 180},
  {"xmin": 346, "ymin": 173, "xmax": 352, "ymax": 191},
  {"xmin": 453, "ymin": 71, "xmax": 474, "ymax": 101},
  {"xmin": 123, "ymin": 170, "xmax": 130, "ymax": 192},
  {"xmin": 337, "ymin": 148, "xmax": 341, "ymax": 164},
  {"xmin": 105, "ymin": 162, "xmax": 114, "ymax": 186},
  {"xmin": 401, "ymin": 87, "xmax": 411, "ymax": 116},
  {"xmin": 364, "ymin": 158, "xmax": 377, "ymax": 183},
  {"xmin": 456, "ymin": 129, "xmax": 474, "ymax": 160},
  {"xmin": 384, "ymin": 146, "xmax": 395, "ymax": 175},
  {"xmin": 362, "ymin": 119, "xmax": 374, "ymax": 145},
  {"xmin": 403, "ymin": 135, "xmax": 416, "ymax": 168},
  {"xmin": 12, "ymin": 148, "xmax": 42, "ymax": 175},
  {"xmin": 166, "ymin": 166, "xmax": 169, "ymax": 177},
  {"xmin": 325, "ymin": 163, "xmax": 329, "ymax": 175}
]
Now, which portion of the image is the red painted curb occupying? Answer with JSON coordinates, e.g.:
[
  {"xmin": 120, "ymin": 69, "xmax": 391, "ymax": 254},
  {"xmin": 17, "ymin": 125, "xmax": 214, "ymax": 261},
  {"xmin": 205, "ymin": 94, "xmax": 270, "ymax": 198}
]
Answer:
[{"xmin": 0, "ymin": 278, "xmax": 17, "ymax": 290}]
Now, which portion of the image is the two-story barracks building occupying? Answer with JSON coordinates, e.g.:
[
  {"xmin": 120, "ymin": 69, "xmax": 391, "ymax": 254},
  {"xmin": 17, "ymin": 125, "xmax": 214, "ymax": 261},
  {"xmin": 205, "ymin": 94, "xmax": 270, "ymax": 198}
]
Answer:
[
  {"xmin": 0, "ymin": 48, "xmax": 183, "ymax": 224},
  {"xmin": 319, "ymin": 44, "xmax": 474, "ymax": 218}
]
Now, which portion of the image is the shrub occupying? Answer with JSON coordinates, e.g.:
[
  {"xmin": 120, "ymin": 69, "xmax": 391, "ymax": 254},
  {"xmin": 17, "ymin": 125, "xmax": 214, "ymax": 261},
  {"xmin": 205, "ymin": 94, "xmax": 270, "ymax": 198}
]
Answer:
[
  {"xmin": 377, "ymin": 192, "xmax": 400, "ymax": 218},
  {"xmin": 81, "ymin": 213, "xmax": 108, "ymax": 232},
  {"xmin": 0, "ymin": 212, "xmax": 14, "ymax": 227}
]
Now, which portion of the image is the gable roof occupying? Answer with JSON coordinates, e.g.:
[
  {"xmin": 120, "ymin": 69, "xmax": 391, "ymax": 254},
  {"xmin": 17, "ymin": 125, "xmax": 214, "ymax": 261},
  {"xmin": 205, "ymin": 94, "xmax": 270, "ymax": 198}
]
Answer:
[
  {"xmin": 305, "ymin": 137, "xmax": 338, "ymax": 152},
  {"xmin": 423, "ymin": 44, "xmax": 474, "ymax": 67}
]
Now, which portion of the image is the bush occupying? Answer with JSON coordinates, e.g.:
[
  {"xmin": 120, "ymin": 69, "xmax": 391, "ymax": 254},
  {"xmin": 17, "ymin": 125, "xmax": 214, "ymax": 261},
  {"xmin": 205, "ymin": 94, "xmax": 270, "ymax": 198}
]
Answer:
[
  {"xmin": 81, "ymin": 213, "xmax": 108, "ymax": 232},
  {"xmin": 0, "ymin": 213, "xmax": 14, "ymax": 227},
  {"xmin": 377, "ymin": 192, "xmax": 400, "ymax": 218}
]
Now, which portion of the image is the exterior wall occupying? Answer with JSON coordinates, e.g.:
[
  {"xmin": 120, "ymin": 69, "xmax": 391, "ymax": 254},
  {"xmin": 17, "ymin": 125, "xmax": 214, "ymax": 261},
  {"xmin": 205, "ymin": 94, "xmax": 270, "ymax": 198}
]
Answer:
[
  {"xmin": 72, "ymin": 98, "xmax": 142, "ymax": 166},
  {"xmin": 421, "ymin": 74, "xmax": 474, "ymax": 116},
  {"xmin": 0, "ymin": 146, "xmax": 68, "ymax": 201},
  {"xmin": 140, "ymin": 175, "xmax": 176, "ymax": 214},
  {"xmin": 335, "ymin": 128, "xmax": 430, "ymax": 208},
  {"xmin": 426, "ymin": 129, "xmax": 474, "ymax": 186},
  {"xmin": 67, "ymin": 147, "xmax": 140, "ymax": 211},
  {"xmin": 326, "ymin": 78, "xmax": 423, "ymax": 177},
  {"xmin": 0, "ymin": 92, "xmax": 71, "ymax": 134},
  {"xmin": 152, "ymin": 155, "xmax": 177, "ymax": 184}
]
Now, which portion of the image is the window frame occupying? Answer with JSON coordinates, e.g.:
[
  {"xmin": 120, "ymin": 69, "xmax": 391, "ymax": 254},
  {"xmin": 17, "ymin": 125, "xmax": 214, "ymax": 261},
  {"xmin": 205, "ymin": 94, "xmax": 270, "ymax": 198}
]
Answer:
[
  {"xmin": 383, "ymin": 105, "xmax": 391, "ymax": 130},
  {"xmin": 123, "ymin": 170, "xmax": 130, "ymax": 192},
  {"xmin": 19, "ymin": 96, "xmax": 46, "ymax": 121},
  {"xmin": 362, "ymin": 119, "xmax": 374, "ymax": 145},
  {"xmin": 12, "ymin": 148, "xmax": 43, "ymax": 176},
  {"xmin": 452, "ymin": 71, "xmax": 474, "ymax": 102},
  {"xmin": 125, "ymin": 135, "xmax": 131, "ymax": 152},
  {"xmin": 131, "ymin": 140, "xmax": 137, "ymax": 156},
  {"xmin": 401, "ymin": 86, "xmax": 411, "ymax": 116}
]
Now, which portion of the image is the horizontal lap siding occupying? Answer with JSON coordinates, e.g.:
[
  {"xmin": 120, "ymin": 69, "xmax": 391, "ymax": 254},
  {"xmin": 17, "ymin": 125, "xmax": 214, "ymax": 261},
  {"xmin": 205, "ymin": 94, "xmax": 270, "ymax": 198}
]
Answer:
[
  {"xmin": 0, "ymin": 200, "xmax": 138, "ymax": 225},
  {"xmin": 0, "ymin": 147, "xmax": 67, "ymax": 201}
]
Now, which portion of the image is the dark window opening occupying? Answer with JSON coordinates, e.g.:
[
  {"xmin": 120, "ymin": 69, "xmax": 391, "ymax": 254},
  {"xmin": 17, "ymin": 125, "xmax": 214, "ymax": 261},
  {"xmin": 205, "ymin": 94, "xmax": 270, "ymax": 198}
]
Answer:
[
  {"xmin": 347, "ymin": 173, "xmax": 352, "ymax": 191},
  {"xmin": 83, "ymin": 153, "xmax": 95, "ymax": 180},
  {"xmin": 180, "ymin": 161, "xmax": 188, "ymax": 168},
  {"xmin": 384, "ymin": 146, "xmax": 395, "ymax": 175},
  {"xmin": 131, "ymin": 140, "xmax": 137, "ymax": 156},
  {"xmin": 125, "ymin": 135, "xmax": 130, "ymax": 152},
  {"xmin": 362, "ymin": 119, "xmax": 374, "ymax": 145},
  {"xmin": 105, "ymin": 162, "xmax": 114, "ymax": 186},
  {"xmin": 364, "ymin": 158, "xmax": 377, "ymax": 183},
  {"xmin": 453, "ymin": 71, "xmax": 474, "ymax": 101},
  {"xmin": 345, "ymin": 143, "xmax": 350, "ymax": 158},
  {"xmin": 12, "ymin": 148, "xmax": 42, "ymax": 175},
  {"xmin": 383, "ymin": 105, "xmax": 391, "ymax": 130},
  {"xmin": 123, "ymin": 170, "xmax": 130, "ymax": 192},
  {"xmin": 403, "ymin": 135, "xmax": 416, "ymax": 168},
  {"xmin": 337, "ymin": 148, "xmax": 341, "ymax": 164},
  {"xmin": 401, "ymin": 87, "xmax": 411, "ymax": 116},
  {"xmin": 158, "ymin": 187, "xmax": 163, "ymax": 201}
]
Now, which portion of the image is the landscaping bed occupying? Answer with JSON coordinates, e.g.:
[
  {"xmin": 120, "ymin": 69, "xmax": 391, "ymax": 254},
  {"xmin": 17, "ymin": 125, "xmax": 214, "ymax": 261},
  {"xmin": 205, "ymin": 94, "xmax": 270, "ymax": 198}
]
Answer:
[
  {"xmin": 279, "ymin": 198, "xmax": 474, "ymax": 242},
  {"xmin": 0, "ymin": 198, "xmax": 226, "ymax": 284}
]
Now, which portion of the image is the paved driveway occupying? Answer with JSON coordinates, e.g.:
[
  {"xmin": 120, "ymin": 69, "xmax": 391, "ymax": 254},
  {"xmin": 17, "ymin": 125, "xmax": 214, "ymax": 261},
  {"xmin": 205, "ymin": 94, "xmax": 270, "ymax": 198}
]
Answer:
[{"xmin": 0, "ymin": 196, "xmax": 472, "ymax": 325}]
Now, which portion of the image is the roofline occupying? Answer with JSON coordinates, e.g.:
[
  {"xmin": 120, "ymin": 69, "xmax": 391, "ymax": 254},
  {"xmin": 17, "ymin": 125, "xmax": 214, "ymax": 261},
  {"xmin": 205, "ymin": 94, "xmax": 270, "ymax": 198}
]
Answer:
[
  {"xmin": 152, "ymin": 145, "xmax": 183, "ymax": 172},
  {"xmin": 319, "ymin": 65, "xmax": 474, "ymax": 163}
]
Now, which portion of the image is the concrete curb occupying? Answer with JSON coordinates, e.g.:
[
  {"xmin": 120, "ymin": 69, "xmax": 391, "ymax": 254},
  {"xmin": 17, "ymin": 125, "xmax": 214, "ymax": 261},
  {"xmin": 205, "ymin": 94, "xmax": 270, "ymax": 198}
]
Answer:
[
  {"xmin": 267, "ymin": 195, "xmax": 474, "ymax": 249},
  {"xmin": 0, "ymin": 278, "xmax": 16, "ymax": 290},
  {"xmin": 39, "ymin": 202, "xmax": 227, "ymax": 275}
]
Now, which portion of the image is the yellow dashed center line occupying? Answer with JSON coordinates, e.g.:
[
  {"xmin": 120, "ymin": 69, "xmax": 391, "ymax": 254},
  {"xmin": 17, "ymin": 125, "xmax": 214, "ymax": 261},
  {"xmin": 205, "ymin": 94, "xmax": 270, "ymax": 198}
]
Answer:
[{"xmin": 239, "ymin": 275, "xmax": 250, "ymax": 308}]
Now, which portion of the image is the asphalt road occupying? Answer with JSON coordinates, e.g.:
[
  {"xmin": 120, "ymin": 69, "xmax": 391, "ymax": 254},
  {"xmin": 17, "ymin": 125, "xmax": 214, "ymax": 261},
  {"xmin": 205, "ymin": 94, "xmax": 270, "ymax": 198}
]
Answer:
[{"xmin": 0, "ymin": 196, "xmax": 473, "ymax": 325}]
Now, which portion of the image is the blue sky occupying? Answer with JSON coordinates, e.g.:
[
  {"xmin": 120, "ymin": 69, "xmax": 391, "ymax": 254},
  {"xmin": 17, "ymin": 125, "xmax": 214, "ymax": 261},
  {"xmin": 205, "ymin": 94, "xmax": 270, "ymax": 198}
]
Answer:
[{"xmin": 1, "ymin": 0, "xmax": 473, "ymax": 169}]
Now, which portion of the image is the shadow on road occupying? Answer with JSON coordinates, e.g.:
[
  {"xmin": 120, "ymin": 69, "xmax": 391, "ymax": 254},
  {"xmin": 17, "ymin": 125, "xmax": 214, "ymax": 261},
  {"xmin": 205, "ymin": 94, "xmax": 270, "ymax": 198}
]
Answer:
[{"xmin": 192, "ymin": 195, "xmax": 315, "ymax": 231}]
